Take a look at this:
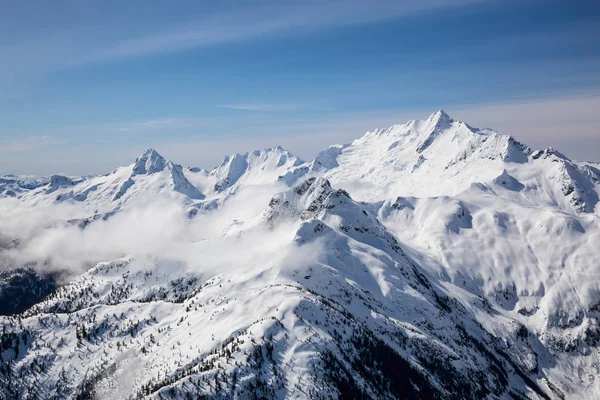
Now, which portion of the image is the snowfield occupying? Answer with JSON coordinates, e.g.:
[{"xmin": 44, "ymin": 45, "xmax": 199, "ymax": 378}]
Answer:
[{"xmin": 0, "ymin": 110, "xmax": 599, "ymax": 399}]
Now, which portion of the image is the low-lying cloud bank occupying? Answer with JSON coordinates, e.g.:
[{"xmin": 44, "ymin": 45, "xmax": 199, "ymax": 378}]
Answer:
[{"xmin": 0, "ymin": 183, "xmax": 300, "ymax": 282}]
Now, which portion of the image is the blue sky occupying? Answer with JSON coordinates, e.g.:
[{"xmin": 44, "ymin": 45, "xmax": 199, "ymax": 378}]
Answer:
[{"xmin": 1, "ymin": 0, "xmax": 600, "ymax": 174}]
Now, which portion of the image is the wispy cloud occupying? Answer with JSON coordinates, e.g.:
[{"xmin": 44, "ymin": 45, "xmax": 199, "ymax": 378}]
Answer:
[
  {"xmin": 223, "ymin": 103, "xmax": 308, "ymax": 112},
  {"xmin": 118, "ymin": 118, "xmax": 204, "ymax": 133},
  {"xmin": 89, "ymin": 0, "xmax": 496, "ymax": 63},
  {"xmin": 151, "ymin": 92, "xmax": 600, "ymax": 168},
  {"xmin": 449, "ymin": 93, "xmax": 600, "ymax": 161},
  {"xmin": 0, "ymin": 136, "xmax": 65, "ymax": 154},
  {"xmin": 3, "ymin": 92, "xmax": 599, "ymax": 176},
  {"xmin": 0, "ymin": 0, "xmax": 495, "ymax": 84},
  {"xmin": 4, "ymin": 92, "xmax": 600, "ymax": 175}
]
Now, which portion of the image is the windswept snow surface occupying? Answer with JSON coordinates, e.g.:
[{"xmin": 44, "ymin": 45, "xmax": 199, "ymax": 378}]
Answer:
[{"xmin": 0, "ymin": 111, "xmax": 599, "ymax": 399}]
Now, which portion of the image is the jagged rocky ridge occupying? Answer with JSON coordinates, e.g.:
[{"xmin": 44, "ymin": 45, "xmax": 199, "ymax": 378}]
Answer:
[{"xmin": 0, "ymin": 111, "xmax": 599, "ymax": 399}]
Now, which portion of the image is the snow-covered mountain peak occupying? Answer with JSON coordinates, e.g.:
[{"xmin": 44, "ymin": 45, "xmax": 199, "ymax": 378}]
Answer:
[
  {"xmin": 255, "ymin": 177, "xmax": 406, "ymax": 258},
  {"xmin": 247, "ymin": 145, "xmax": 303, "ymax": 165},
  {"xmin": 45, "ymin": 175, "xmax": 76, "ymax": 194},
  {"xmin": 363, "ymin": 109, "xmax": 455, "ymax": 141},
  {"xmin": 211, "ymin": 146, "xmax": 304, "ymax": 193},
  {"xmin": 165, "ymin": 161, "xmax": 205, "ymax": 200},
  {"xmin": 430, "ymin": 108, "xmax": 451, "ymax": 119},
  {"xmin": 264, "ymin": 177, "xmax": 349, "ymax": 222},
  {"xmin": 357, "ymin": 110, "xmax": 472, "ymax": 149},
  {"xmin": 532, "ymin": 146, "xmax": 570, "ymax": 161},
  {"xmin": 291, "ymin": 111, "xmax": 538, "ymax": 200},
  {"xmin": 414, "ymin": 109, "xmax": 461, "ymax": 153},
  {"xmin": 426, "ymin": 108, "xmax": 454, "ymax": 127},
  {"xmin": 131, "ymin": 148, "xmax": 167, "ymax": 176}
]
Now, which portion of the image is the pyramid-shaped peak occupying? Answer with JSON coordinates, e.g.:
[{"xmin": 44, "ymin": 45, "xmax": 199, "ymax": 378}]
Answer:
[
  {"xmin": 428, "ymin": 109, "xmax": 453, "ymax": 123},
  {"xmin": 413, "ymin": 110, "xmax": 456, "ymax": 153},
  {"xmin": 137, "ymin": 148, "xmax": 164, "ymax": 160},
  {"xmin": 544, "ymin": 147, "xmax": 568, "ymax": 160},
  {"xmin": 145, "ymin": 148, "xmax": 164, "ymax": 158},
  {"xmin": 131, "ymin": 148, "xmax": 167, "ymax": 176}
]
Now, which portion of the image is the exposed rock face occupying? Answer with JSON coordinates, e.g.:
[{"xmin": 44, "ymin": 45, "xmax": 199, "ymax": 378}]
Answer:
[{"xmin": 131, "ymin": 149, "xmax": 167, "ymax": 176}]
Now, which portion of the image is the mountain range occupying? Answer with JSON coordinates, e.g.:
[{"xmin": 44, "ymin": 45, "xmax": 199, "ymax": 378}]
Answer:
[{"xmin": 0, "ymin": 110, "xmax": 599, "ymax": 399}]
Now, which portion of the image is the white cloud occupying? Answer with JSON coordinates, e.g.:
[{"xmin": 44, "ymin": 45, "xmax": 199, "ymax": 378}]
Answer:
[
  {"xmin": 83, "ymin": 0, "xmax": 495, "ymax": 63},
  {"xmin": 0, "ymin": 181, "xmax": 299, "ymax": 280},
  {"xmin": 0, "ymin": 0, "xmax": 495, "ymax": 85},
  {"xmin": 0, "ymin": 136, "xmax": 65, "ymax": 154},
  {"xmin": 223, "ymin": 103, "xmax": 307, "ymax": 112},
  {"xmin": 117, "ymin": 118, "xmax": 204, "ymax": 133}
]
